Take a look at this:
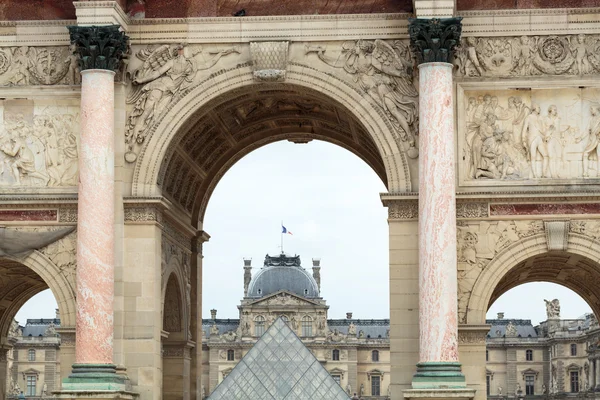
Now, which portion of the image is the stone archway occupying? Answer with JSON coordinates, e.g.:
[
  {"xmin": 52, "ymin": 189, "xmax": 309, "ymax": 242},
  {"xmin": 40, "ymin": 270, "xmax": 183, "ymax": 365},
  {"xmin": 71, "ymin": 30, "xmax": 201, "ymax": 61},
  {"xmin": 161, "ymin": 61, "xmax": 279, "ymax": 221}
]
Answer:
[
  {"xmin": 0, "ymin": 249, "xmax": 77, "ymax": 397},
  {"xmin": 131, "ymin": 63, "xmax": 412, "ymax": 205},
  {"xmin": 162, "ymin": 272, "xmax": 192, "ymax": 400},
  {"xmin": 467, "ymin": 233, "xmax": 600, "ymax": 325}
]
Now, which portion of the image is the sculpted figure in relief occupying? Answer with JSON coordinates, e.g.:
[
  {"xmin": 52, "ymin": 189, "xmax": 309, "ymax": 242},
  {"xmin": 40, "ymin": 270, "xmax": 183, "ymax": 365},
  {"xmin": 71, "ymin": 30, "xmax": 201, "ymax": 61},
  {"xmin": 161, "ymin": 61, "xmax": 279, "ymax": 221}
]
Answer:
[
  {"xmin": 306, "ymin": 40, "xmax": 419, "ymax": 157},
  {"xmin": 0, "ymin": 112, "xmax": 78, "ymax": 187},
  {"xmin": 348, "ymin": 322, "xmax": 356, "ymax": 336},
  {"xmin": 125, "ymin": 44, "xmax": 239, "ymax": 158},
  {"xmin": 583, "ymin": 105, "xmax": 600, "ymax": 177}
]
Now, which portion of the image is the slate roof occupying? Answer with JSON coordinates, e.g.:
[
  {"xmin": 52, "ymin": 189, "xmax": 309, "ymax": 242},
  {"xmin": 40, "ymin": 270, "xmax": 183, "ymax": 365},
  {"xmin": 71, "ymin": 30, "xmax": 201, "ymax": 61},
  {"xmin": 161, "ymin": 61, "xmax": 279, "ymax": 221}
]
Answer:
[
  {"xmin": 207, "ymin": 318, "xmax": 350, "ymax": 400},
  {"xmin": 202, "ymin": 319, "xmax": 390, "ymax": 339},
  {"xmin": 247, "ymin": 254, "xmax": 320, "ymax": 299},
  {"xmin": 486, "ymin": 319, "xmax": 538, "ymax": 338},
  {"xmin": 22, "ymin": 318, "xmax": 61, "ymax": 337}
]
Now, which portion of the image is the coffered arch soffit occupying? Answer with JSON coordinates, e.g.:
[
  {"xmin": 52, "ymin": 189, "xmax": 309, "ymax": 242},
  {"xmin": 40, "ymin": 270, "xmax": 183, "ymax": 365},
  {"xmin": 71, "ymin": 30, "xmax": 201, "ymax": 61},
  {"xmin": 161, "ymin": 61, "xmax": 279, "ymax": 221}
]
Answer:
[{"xmin": 467, "ymin": 234, "xmax": 600, "ymax": 325}]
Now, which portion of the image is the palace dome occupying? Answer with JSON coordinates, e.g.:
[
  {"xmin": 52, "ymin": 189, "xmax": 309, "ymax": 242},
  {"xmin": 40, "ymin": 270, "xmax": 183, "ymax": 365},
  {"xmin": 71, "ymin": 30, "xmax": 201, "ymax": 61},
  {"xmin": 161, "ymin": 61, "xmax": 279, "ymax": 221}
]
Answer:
[{"xmin": 246, "ymin": 254, "xmax": 320, "ymax": 299}]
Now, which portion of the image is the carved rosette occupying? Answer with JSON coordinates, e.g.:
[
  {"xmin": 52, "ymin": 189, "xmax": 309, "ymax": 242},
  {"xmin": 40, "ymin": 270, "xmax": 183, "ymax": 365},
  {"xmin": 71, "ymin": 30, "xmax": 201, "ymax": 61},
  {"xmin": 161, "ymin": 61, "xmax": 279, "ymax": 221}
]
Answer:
[
  {"xmin": 68, "ymin": 25, "xmax": 129, "ymax": 72},
  {"xmin": 409, "ymin": 17, "xmax": 463, "ymax": 65}
]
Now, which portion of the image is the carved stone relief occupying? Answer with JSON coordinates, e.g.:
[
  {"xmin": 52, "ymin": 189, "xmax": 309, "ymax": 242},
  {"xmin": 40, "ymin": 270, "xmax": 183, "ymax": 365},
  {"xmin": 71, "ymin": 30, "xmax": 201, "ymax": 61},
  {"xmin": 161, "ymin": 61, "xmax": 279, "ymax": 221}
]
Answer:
[
  {"xmin": 0, "ymin": 100, "xmax": 79, "ymax": 187},
  {"xmin": 250, "ymin": 41, "xmax": 289, "ymax": 82},
  {"xmin": 454, "ymin": 34, "xmax": 600, "ymax": 78},
  {"xmin": 460, "ymin": 88, "xmax": 600, "ymax": 185},
  {"xmin": 163, "ymin": 276, "xmax": 182, "ymax": 332},
  {"xmin": 39, "ymin": 231, "xmax": 77, "ymax": 293},
  {"xmin": 457, "ymin": 220, "xmax": 544, "ymax": 323},
  {"xmin": 305, "ymin": 39, "xmax": 419, "ymax": 157},
  {"xmin": 0, "ymin": 46, "xmax": 79, "ymax": 86},
  {"xmin": 124, "ymin": 43, "xmax": 240, "ymax": 162}
]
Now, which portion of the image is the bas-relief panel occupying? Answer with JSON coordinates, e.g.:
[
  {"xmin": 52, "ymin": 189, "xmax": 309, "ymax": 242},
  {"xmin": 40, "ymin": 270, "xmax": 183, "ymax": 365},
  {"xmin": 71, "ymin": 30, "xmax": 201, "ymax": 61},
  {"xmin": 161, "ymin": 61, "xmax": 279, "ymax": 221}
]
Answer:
[
  {"xmin": 0, "ymin": 99, "xmax": 79, "ymax": 187},
  {"xmin": 459, "ymin": 87, "xmax": 600, "ymax": 186}
]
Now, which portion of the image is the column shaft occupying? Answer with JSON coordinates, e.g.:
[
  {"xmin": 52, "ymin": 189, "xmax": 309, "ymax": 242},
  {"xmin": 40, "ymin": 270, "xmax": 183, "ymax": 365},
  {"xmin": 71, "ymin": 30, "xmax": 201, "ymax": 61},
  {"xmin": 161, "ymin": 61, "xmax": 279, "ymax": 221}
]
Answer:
[
  {"xmin": 76, "ymin": 69, "xmax": 116, "ymax": 365},
  {"xmin": 596, "ymin": 359, "xmax": 600, "ymax": 390},
  {"xmin": 418, "ymin": 62, "xmax": 458, "ymax": 363}
]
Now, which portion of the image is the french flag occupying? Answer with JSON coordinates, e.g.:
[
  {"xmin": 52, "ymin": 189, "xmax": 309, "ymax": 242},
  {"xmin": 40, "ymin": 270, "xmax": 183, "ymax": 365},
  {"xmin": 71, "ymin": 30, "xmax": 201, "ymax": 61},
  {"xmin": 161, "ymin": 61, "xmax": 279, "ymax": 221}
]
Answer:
[{"xmin": 282, "ymin": 225, "xmax": 293, "ymax": 235}]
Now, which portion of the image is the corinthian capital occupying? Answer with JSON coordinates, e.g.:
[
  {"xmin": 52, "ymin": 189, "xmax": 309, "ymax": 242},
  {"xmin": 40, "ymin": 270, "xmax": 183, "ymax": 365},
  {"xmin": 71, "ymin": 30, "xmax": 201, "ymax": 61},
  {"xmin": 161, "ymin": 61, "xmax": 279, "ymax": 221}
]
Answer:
[
  {"xmin": 67, "ymin": 25, "xmax": 129, "ymax": 72},
  {"xmin": 409, "ymin": 17, "xmax": 462, "ymax": 65}
]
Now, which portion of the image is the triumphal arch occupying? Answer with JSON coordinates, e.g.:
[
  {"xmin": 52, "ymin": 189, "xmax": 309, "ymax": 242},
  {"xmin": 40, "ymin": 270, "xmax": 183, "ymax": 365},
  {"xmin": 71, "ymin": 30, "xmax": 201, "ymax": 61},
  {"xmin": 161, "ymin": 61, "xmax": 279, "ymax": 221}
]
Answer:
[{"xmin": 1, "ymin": 1, "xmax": 600, "ymax": 399}]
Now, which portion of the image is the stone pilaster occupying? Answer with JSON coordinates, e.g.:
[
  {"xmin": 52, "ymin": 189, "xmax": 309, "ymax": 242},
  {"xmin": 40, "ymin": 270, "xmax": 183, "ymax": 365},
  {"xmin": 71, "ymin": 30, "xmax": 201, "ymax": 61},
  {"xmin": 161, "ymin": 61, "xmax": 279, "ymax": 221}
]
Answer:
[
  {"xmin": 56, "ymin": 25, "xmax": 131, "ymax": 398},
  {"xmin": 403, "ymin": 17, "xmax": 474, "ymax": 400}
]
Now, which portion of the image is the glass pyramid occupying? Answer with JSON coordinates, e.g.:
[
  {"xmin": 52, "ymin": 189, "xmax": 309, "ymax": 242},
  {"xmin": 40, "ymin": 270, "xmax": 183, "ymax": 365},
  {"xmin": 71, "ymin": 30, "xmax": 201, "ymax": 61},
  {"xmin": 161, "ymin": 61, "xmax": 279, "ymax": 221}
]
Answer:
[{"xmin": 207, "ymin": 317, "xmax": 350, "ymax": 400}]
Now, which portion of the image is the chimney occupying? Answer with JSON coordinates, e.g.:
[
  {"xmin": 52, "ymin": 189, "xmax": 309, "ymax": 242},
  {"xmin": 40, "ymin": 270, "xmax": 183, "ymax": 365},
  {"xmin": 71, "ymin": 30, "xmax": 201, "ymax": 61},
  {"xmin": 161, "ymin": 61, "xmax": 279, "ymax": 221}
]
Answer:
[
  {"xmin": 55, "ymin": 308, "xmax": 60, "ymax": 320},
  {"xmin": 312, "ymin": 259, "xmax": 321, "ymax": 292},
  {"xmin": 210, "ymin": 309, "xmax": 217, "ymax": 320},
  {"xmin": 346, "ymin": 312, "xmax": 353, "ymax": 320},
  {"xmin": 243, "ymin": 258, "xmax": 252, "ymax": 297},
  {"xmin": 497, "ymin": 312, "xmax": 504, "ymax": 320}
]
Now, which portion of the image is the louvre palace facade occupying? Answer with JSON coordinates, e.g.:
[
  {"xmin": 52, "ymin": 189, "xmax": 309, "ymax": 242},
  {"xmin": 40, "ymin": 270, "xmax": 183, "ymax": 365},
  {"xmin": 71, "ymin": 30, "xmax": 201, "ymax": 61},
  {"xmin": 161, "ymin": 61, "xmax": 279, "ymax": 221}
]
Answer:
[{"xmin": 2, "ymin": 0, "xmax": 600, "ymax": 400}]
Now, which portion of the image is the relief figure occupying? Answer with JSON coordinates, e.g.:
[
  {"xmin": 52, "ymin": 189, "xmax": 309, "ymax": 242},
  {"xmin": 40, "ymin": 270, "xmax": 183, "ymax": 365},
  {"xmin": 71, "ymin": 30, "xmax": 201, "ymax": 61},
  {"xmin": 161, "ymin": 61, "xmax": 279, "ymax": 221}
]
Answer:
[
  {"xmin": 306, "ymin": 40, "xmax": 419, "ymax": 155},
  {"xmin": 125, "ymin": 44, "xmax": 240, "ymax": 156},
  {"xmin": 583, "ymin": 105, "xmax": 600, "ymax": 177}
]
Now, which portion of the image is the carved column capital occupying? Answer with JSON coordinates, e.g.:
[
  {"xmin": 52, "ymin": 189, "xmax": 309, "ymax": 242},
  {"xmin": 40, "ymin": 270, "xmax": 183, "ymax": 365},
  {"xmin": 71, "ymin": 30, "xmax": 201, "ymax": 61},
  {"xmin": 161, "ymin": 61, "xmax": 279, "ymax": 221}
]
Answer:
[
  {"xmin": 67, "ymin": 25, "xmax": 129, "ymax": 72},
  {"xmin": 408, "ymin": 17, "xmax": 462, "ymax": 65}
]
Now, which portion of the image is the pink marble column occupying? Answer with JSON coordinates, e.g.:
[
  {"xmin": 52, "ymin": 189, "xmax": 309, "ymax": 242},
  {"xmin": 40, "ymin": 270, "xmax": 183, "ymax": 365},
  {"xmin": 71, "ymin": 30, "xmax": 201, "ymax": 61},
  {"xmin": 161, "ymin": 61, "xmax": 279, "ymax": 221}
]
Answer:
[
  {"xmin": 418, "ymin": 62, "xmax": 459, "ymax": 363},
  {"xmin": 76, "ymin": 69, "xmax": 116, "ymax": 365}
]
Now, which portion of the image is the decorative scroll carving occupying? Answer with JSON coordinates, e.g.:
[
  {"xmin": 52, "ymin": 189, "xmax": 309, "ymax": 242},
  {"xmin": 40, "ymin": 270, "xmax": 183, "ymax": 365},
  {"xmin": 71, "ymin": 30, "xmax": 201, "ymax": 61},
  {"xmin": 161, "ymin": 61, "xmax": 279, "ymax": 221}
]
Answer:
[
  {"xmin": 124, "ymin": 44, "xmax": 240, "ymax": 162},
  {"xmin": 457, "ymin": 220, "xmax": 544, "ymax": 323},
  {"xmin": 0, "ymin": 46, "xmax": 79, "ymax": 86},
  {"xmin": 461, "ymin": 88, "xmax": 600, "ymax": 182},
  {"xmin": 58, "ymin": 207, "xmax": 78, "ymax": 223},
  {"xmin": 0, "ymin": 110, "xmax": 79, "ymax": 187},
  {"xmin": 458, "ymin": 330, "xmax": 486, "ymax": 345},
  {"xmin": 387, "ymin": 200, "xmax": 418, "ymax": 220},
  {"xmin": 454, "ymin": 34, "xmax": 600, "ymax": 78},
  {"xmin": 408, "ymin": 17, "xmax": 462, "ymax": 65},
  {"xmin": 68, "ymin": 25, "xmax": 128, "ymax": 72},
  {"xmin": 456, "ymin": 202, "xmax": 489, "ymax": 218},
  {"xmin": 124, "ymin": 205, "xmax": 163, "ymax": 223},
  {"xmin": 305, "ymin": 40, "xmax": 419, "ymax": 156},
  {"xmin": 250, "ymin": 41, "xmax": 289, "ymax": 82}
]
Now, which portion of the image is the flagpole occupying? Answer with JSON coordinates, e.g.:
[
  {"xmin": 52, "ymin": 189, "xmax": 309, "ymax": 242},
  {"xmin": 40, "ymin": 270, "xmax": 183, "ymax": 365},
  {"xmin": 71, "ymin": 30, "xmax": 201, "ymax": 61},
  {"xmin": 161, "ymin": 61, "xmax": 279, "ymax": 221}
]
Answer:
[{"xmin": 281, "ymin": 220, "xmax": 284, "ymax": 254}]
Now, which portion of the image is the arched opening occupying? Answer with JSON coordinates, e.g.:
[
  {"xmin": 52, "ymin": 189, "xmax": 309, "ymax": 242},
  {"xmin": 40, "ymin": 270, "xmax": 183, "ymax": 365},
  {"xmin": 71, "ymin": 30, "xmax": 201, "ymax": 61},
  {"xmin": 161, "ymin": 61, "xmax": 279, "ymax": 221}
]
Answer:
[
  {"xmin": 162, "ymin": 273, "xmax": 188, "ymax": 400},
  {"xmin": 485, "ymin": 282, "xmax": 595, "ymax": 397},
  {"xmin": 149, "ymin": 81, "xmax": 394, "ymax": 398},
  {"xmin": 0, "ymin": 252, "xmax": 76, "ymax": 399}
]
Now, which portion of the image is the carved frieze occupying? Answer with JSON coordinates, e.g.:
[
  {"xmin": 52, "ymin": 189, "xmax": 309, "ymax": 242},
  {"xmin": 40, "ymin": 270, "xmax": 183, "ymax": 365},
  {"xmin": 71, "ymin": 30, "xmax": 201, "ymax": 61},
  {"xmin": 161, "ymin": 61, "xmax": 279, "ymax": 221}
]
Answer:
[
  {"xmin": 457, "ymin": 202, "xmax": 489, "ymax": 219},
  {"xmin": 387, "ymin": 200, "xmax": 418, "ymax": 220},
  {"xmin": 58, "ymin": 207, "xmax": 78, "ymax": 223},
  {"xmin": 124, "ymin": 43, "xmax": 240, "ymax": 162},
  {"xmin": 458, "ymin": 330, "xmax": 486, "ymax": 345},
  {"xmin": 0, "ymin": 102, "xmax": 79, "ymax": 187},
  {"xmin": 454, "ymin": 34, "xmax": 600, "ymax": 78},
  {"xmin": 0, "ymin": 46, "xmax": 79, "ymax": 86},
  {"xmin": 460, "ymin": 88, "xmax": 600, "ymax": 184},
  {"xmin": 305, "ymin": 39, "xmax": 419, "ymax": 157},
  {"xmin": 124, "ymin": 205, "xmax": 163, "ymax": 223}
]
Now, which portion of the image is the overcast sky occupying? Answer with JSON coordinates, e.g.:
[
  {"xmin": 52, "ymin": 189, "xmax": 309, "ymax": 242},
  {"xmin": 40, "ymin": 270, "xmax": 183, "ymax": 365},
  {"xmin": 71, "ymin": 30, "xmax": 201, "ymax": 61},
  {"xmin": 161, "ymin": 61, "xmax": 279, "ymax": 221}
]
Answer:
[{"xmin": 15, "ymin": 140, "xmax": 592, "ymax": 325}]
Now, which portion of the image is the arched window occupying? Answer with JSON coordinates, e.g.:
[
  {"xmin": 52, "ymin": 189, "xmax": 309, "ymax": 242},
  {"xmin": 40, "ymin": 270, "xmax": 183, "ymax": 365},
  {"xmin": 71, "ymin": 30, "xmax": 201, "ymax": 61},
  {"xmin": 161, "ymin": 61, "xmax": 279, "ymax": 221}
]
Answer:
[
  {"xmin": 255, "ymin": 315, "xmax": 265, "ymax": 337},
  {"xmin": 372, "ymin": 350, "xmax": 379, "ymax": 362},
  {"xmin": 28, "ymin": 349, "xmax": 36, "ymax": 361},
  {"xmin": 302, "ymin": 316, "xmax": 313, "ymax": 337},
  {"xmin": 571, "ymin": 344, "xmax": 577, "ymax": 356},
  {"xmin": 526, "ymin": 349, "xmax": 533, "ymax": 361},
  {"xmin": 332, "ymin": 349, "xmax": 340, "ymax": 361},
  {"xmin": 227, "ymin": 349, "xmax": 235, "ymax": 361}
]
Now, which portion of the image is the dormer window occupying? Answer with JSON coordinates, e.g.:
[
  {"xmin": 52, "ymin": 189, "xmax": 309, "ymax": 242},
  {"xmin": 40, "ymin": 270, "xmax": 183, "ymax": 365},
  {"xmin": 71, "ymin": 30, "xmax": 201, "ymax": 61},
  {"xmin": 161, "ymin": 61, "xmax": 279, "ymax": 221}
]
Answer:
[
  {"xmin": 257, "ymin": 289, "xmax": 262, "ymax": 295},
  {"xmin": 304, "ymin": 289, "xmax": 308, "ymax": 295}
]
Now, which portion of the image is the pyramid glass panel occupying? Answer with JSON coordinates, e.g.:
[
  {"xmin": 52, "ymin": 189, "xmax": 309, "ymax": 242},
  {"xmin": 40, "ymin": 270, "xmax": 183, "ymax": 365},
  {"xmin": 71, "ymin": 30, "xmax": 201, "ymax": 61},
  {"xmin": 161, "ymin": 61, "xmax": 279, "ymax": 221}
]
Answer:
[{"xmin": 207, "ymin": 317, "xmax": 350, "ymax": 400}]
